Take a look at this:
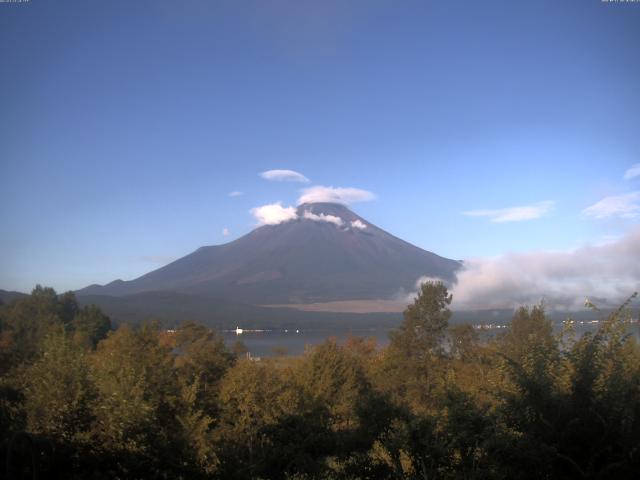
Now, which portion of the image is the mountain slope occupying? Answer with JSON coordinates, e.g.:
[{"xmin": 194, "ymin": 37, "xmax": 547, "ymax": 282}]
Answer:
[
  {"xmin": 77, "ymin": 291, "xmax": 403, "ymax": 329},
  {"xmin": 0, "ymin": 289, "xmax": 28, "ymax": 304},
  {"xmin": 77, "ymin": 203, "xmax": 461, "ymax": 304}
]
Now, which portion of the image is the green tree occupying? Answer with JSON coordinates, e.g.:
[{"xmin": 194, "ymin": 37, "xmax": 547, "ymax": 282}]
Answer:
[
  {"xmin": 215, "ymin": 359, "xmax": 329, "ymax": 479},
  {"xmin": 21, "ymin": 328, "xmax": 95, "ymax": 442},
  {"xmin": 173, "ymin": 321, "xmax": 235, "ymax": 414},
  {"xmin": 495, "ymin": 296, "xmax": 640, "ymax": 479},
  {"xmin": 497, "ymin": 304, "xmax": 555, "ymax": 365},
  {"xmin": 378, "ymin": 281, "xmax": 453, "ymax": 414},
  {"xmin": 89, "ymin": 322, "xmax": 183, "ymax": 476},
  {"xmin": 58, "ymin": 291, "xmax": 80, "ymax": 327},
  {"xmin": 0, "ymin": 285, "xmax": 64, "ymax": 367},
  {"xmin": 174, "ymin": 378, "xmax": 219, "ymax": 476},
  {"xmin": 297, "ymin": 339, "xmax": 371, "ymax": 430},
  {"xmin": 0, "ymin": 287, "xmax": 109, "ymax": 371},
  {"xmin": 389, "ymin": 281, "xmax": 452, "ymax": 360},
  {"xmin": 447, "ymin": 323, "xmax": 479, "ymax": 362},
  {"xmin": 71, "ymin": 304, "xmax": 111, "ymax": 348}
]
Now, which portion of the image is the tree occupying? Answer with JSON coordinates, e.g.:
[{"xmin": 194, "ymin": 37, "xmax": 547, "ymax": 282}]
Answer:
[
  {"xmin": 0, "ymin": 286, "xmax": 64, "ymax": 366},
  {"xmin": 494, "ymin": 296, "xmax": 640, "ymax": 479},
  {"xmin": 216, "ymin": 359, "xmax": 310, "ymax": 478},
  {"xmin": 58, "ymin": 291, "xmax": 80, "ymax": 328},
  {"xmin": 448, "ymin": 323, "xmax": 479, "ymax": 362},
  {"xmin": 89, "ymin": 322, "xmax": 182, "ymax": 476},
  {"xmin": 378, "ymin": 281, "xmax": 453, "ymax": 414},
  {"xmin": 497, "ymin": 304, "xmax": 555, "ymax": 365},
  {"xmin": 174, "ymin": 378, "xmax": 219, "ymax": 477},
  {"xmin": 21, "ymin": 328, "xmax": 95, "ymax": 442},
  {"xmin": 71, "ymin": 304, "xmax": 111, "ymax": 348},
  {"xmin": 389, "ymin": 281, "xmax": 452, "ymax": 361},
  {"xmin": 173, "ymin": 321, "xmax": 235, "ymax": 414},
  {"xmin": 297, "ymin": 339, "xmax": 371, "ymax": 431},
  {"xmin": 0, "ymin": 287, "xmax": 110, "ymax": 370}
]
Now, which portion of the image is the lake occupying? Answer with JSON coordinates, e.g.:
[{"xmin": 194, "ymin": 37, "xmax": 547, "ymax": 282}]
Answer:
[
  {"xmin": 222, "ymin": 321, "xmax": 640, "ymax": 358},
  {"xmin": 222, "ymin": 327, "xmax": 392, "ymax": 357}
]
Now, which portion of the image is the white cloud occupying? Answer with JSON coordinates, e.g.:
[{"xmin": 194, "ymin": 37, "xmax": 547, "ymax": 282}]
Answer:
[
  {"xmin": 229, "ymin": 191, "xmax": 243, "ymax": 197},
  {"xmin": 298, "ymin": 186, "xmax": 376, "ymax": 205},
  {"xmin": 624, "ymin": 164, "xmax": 640, "ymax": 180},
  {"xmin": 582, "ymin": 191, "xmax": 640, "ymax": 219},
  {"xmin": 351, "ymin": 219, "xmax": 367, "ymax": 230},
  {"xmin": 250, "ymin": 202, "xmax": 298, "ymax": 226},
  {"xmin": 222, "ymin": 227, "xmax": 230, "ymax": 236},
  {"xmin": 303, "ymin": 210, "xmax": 344, "ymax": 227},
  {"xmin": 260, "ymin": 169, "xmax": 310, "ymax": 183},
  {"xmin": 447, "ymin": 227, "xmax": 640, "ymax": 310},
  {"xmin": 463, "ymin": 201, "xmax": 554, "ymax": 223}
]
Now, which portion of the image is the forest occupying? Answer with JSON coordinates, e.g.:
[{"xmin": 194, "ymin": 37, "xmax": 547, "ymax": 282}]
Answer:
[{"xmin": 1, "ymin": 283, "xmax": 639, "ymax": 479}]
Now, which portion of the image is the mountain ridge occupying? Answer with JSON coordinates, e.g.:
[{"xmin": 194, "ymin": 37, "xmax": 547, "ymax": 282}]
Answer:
[{"xmin": 77, "ymin": 202, "xmax": 461, "ymax": 305}]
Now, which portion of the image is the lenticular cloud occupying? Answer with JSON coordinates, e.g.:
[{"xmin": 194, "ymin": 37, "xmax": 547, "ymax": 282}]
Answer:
[
  {"xmin": 260, "ymin": 169, "xmax": 310, "ymax": 183},
  {"xmin": 298, "ymin": 186, "xmax": 375, "ymax": 205}
]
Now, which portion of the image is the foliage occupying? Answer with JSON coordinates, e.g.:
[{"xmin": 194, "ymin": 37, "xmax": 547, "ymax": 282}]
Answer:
[
  {"xmin": 377, "ymin": 281, "xmax": 453, "ymax": 415},
  {"xmin": 389, "ymin": 281, "xmax": 452, "ymax": 360},
  {"xmin": 1, "ymin": 285, "xmax": 639, "ymax": 479},
  {"xmin": 21, "ymin": 328, "xmax": 95, "ymax": 442},
  {"xmin": 72, "ymin": 304, "xmax": 111, "ymax": 347},
  {"xmin": 0, "ymin": 287, "xmax": 111, "ymax": 374}
]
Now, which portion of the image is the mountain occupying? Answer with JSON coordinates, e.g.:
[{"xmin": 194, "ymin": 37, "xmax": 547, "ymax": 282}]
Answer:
[
  {"xmin": 76, "ymin": 291, "xmax": 403, "ymax": 330},
  {"xmin": 0, "ymin": 289, "xmax": 28, "ymax": 304},
  {"xmin": 77, "ymin": 203, "xmax": 461, "ymax": 306}
]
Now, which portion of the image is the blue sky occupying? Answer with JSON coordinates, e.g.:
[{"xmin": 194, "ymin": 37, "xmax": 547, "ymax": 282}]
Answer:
[{"xmin": 1, "ymin": 0, "xmax": 639, "ymax": 293}]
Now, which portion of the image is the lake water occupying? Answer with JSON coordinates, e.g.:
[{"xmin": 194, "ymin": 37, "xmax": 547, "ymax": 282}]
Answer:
[
  {"xmin": 222, "ymin": 322, "xmax": 640, "ymax": 358},
  {"xmin": 222, "ymin": 327, "xmax": 392, "ymax": 357}
]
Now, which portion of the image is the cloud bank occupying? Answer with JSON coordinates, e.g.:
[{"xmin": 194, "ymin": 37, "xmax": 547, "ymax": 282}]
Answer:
[
  {"xmin": 446, "ymin": 227, "xmax": 640, "ymax": 310},
  {"xmin": 582, "ymin": 191, "xmax": 640, "ymax": 219},
  {"xmin": 463, "ymin": 201, "xmax": 554, "ymax": 223},
  {"xmin": 351, "ymin": 219, "xmax": 367, "ymax": 229},
  {"xmin": 298, "ymin": 186, "xmax": 376, "ymax": 205},
  {"xmin": 250, "ymin": 202, "xmax": 298, "ymax": 225},
  {"xmin": 260, "ymin": 169, "xmax": 310, "ymax": 183},
  {"xmin": 229, "ymin": 191, "xmax": 243, "ymax": 197}
]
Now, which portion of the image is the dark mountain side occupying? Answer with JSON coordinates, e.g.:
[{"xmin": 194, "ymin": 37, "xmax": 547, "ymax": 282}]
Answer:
[
  {"xmin": 76, "ymin": 291, "xmax": 403, "ymax": 330},
  {"xmin": 75, "ymin": 292, "xmax": 618, "ymax": 331},
  {"xmin": 78, "ymin": 203, "xmax": 461, "ymax": 304},
  {"xmin": 0, "ymin": 289, "xmax": 28, "ymax": 304}
]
